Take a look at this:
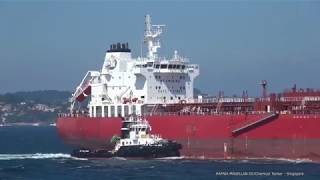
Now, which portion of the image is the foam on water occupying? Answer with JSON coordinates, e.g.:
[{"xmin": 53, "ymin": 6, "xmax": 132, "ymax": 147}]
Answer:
[
  {"xmin": 111, "ymin": 157, "xmax": 127, "ymax": 161},
  {"xmin": 213, "ymin": 157, "xmax": 314, "ymax": 164},
  {"xmin": 263, "ymin": 157, "xmax": 313, "ymax": 163},
  {"xmin": 0, "ymin": 153, "xmax": 80, "ymax": 160},
  {"xmin": 155, "ymin": 156, "xmax": 184, "ymax": 160},
  {"xmin": 49, "ymin": 123, "xmax": 56, "ymax": 127}
]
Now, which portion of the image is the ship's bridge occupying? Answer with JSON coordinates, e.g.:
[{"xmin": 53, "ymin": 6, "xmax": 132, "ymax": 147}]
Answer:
[{"xmin": 69, "ymin": 15, "xmax": 199, "ymax": 118}]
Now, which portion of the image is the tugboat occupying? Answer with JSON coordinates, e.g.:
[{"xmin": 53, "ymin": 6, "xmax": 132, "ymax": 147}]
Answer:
[{"xmin": 71, "ymin": 116, "xmax": 182, "ymax": 159}]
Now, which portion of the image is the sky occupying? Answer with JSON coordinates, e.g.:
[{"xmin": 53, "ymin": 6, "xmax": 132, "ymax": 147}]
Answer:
[{"xmin": 0, "ymin": 0, "xmax": 320, "ymax": 96}]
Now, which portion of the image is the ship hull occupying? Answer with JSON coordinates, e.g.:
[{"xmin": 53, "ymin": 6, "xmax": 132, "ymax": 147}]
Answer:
[{"xmin": 57, "ymin": 114, "xmax": 320, "ymax": 161}]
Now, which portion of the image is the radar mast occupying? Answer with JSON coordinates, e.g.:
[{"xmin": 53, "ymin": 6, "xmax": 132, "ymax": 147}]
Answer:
[{"xmin": 144, "ymin": 14, "xmax": 166, "ymax": 59}]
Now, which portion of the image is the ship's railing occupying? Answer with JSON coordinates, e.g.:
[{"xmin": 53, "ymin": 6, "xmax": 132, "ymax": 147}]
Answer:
[
  {"xmin": 280, "ymin": 96, "xmax": 320, "ymax": 102},
  {"xmin": 191, "ymin": 97, "xmax": 256, "ymax": 104},
  {"xmin": 58, "ymin": 113, "xmax": 89, "ymax": 118},
  {"xmin": 58, "ymin": 110, "xmax": 320, "ymax": 118},
  {"xmin": 143, "ymin": 110, "xmax": 320, "ymax": 116},
  {"xmin": 142, "ymin": 111, "xmax": 273, "ymax": 117},
  {"xmin": 135, "ymin": 56, "xmax": 189, "ymax": 63},
  {"xmin": 191, "ymin": 96, "xmax": 320, "ymax": 103}
]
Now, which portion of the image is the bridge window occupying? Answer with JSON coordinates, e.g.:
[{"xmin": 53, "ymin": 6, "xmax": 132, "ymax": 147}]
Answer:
[
  {"xmin": 180, "ymin": 76, "xmax": 185, "ymax": 79},
  {"xmin": 154, "ymin": 64, "xmax": 160, "ymax": 68},
  {"xmin": 181, "ymin": 65, "xmax": 185, "ymax": 69},
  {"xmin": 147, "ymin": 62, "xmax": 153, "ymax": 67},
  {"xmin": 168, "ymin": 64, "xmax": 173, "ymax": 69},
  {"xmin": 160, "ymin": 64, "xmax": 167, "ymax": 69}
]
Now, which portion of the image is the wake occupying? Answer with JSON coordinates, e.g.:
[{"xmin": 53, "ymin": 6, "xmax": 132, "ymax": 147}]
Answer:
[{"xmin": 0, "ymin": 153, "xmax": 83, "ymax": 160}]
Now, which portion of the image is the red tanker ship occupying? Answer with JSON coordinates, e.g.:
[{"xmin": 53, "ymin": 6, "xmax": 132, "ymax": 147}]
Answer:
[{"xmin": 57, "ymin": 15, "xmax": 320, "ymax": 161}]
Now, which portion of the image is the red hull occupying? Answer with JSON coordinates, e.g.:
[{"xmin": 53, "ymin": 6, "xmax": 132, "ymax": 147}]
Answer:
[{"xmin": 57, "ymin": 114, "xmax": 320, "ymax": 160}]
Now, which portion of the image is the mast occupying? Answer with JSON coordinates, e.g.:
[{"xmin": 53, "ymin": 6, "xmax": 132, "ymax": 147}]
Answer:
[{"xmin": 144, "ymin": 14, "xmax": 166, "ymax": 59}]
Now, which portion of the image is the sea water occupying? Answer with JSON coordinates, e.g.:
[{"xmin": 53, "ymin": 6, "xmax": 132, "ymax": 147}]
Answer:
[{"xmin": 0, "ymin": 126, "xmax": 319, "ymax": 180}]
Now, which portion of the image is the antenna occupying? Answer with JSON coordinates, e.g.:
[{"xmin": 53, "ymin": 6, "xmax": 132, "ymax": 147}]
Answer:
[
  {"xmin": 140, "ymin": 34, "xmax": 143, "ymax": 57},
  {"xmin": 144, "ymin": 14, "xmax": 166, "ymax": 59}
]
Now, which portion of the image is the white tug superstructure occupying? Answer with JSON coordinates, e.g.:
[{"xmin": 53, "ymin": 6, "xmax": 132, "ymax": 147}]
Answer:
[
  {"xmin": 70, "ymin": 15, "xmax": 199, "ymax": 118},
  {"xmin": 114, "ymin": 116, "xmax": 162, "ymax": 152}
]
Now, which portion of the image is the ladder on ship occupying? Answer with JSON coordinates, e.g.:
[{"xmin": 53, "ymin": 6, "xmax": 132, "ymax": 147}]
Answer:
[
  {"xmin": 232, "ymin": 113, "xmax": 279, "ymax": 136},
  {"xmin": 151, "ymin": 104, "xmax": 161, "ymax": 115},
  {"xmin": 215, "ymin": 99, "xmax": 223, "ymax": 113}
]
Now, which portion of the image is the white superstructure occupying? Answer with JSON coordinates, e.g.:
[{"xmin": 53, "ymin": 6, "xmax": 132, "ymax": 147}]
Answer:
[
  {"xmin": 71, "ymin": 15, "xmax": 199, "ymax": 118},
  {"xmin": 114, "ymin": 116, "xmax": 162, "ymax": 151}
]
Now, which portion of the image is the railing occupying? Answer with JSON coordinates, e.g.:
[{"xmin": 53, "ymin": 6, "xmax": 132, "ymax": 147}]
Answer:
[
  {"xmin": 141, "ymin": 111, "xmax": 277, "ymax": 117},
  {"xmin": 280, "ymin": 96, "xmax": 320, "ymax": 102},
  {"xmin": 58, "ymin": 110, "xmax": 320, "ymax": 119},
  {"xmin": 58, "ymin": 113, "xmax": 89, "ymax": 118},
  {"xmin": 191, "ymin": 97, "xmax": 256, "ymax": 104}
]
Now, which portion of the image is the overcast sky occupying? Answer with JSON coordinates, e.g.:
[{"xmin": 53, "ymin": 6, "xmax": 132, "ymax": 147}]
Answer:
[{"xmin": 0, "ymin": 1, "xmax": 319, "ymax": 96}]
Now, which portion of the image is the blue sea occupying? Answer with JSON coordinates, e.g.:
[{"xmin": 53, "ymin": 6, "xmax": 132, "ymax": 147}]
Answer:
[{"xmin": 0, "ymin": 125, "xmax": 319, "ymax": 180}]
